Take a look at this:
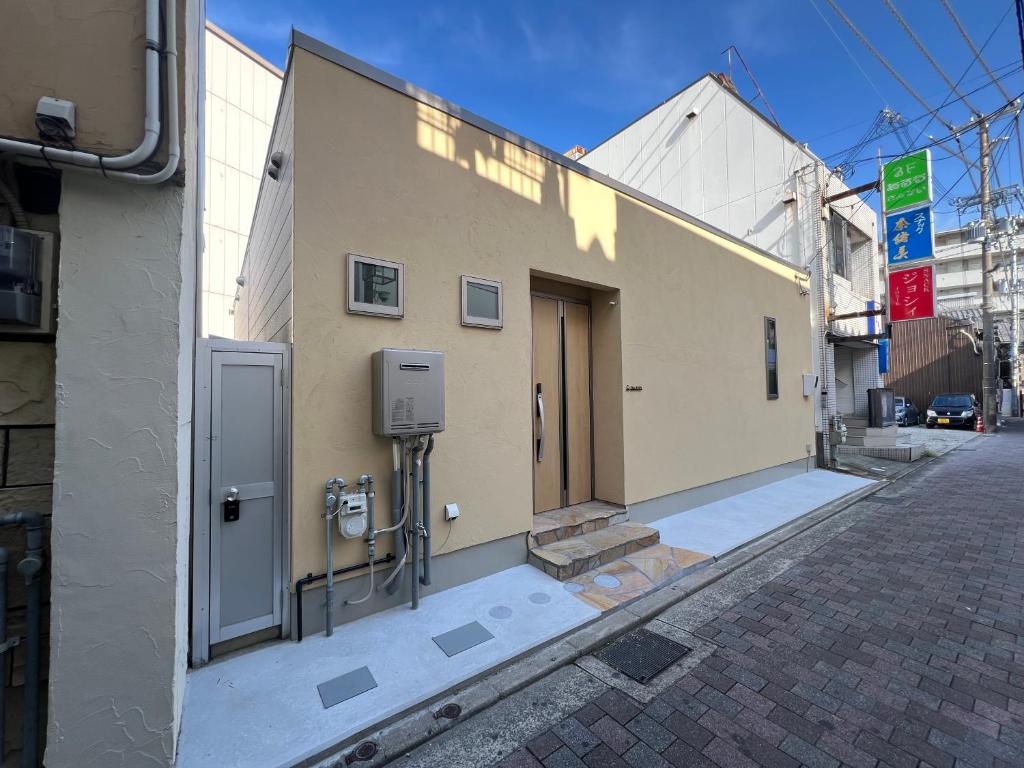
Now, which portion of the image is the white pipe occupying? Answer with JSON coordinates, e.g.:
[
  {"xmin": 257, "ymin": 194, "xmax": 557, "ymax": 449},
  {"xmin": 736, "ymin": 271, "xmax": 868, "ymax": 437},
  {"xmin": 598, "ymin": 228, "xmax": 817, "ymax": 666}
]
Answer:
[{"xmin": 0, "ymin": 0, "xmax": 179, "ymax": 184}]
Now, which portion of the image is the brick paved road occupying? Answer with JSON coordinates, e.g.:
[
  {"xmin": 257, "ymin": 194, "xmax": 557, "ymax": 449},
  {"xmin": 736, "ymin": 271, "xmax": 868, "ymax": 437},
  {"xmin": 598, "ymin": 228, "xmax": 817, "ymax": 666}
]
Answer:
[{"xmin": 496, "ymin": 426, "xmax": 1024, "ymax": 768}]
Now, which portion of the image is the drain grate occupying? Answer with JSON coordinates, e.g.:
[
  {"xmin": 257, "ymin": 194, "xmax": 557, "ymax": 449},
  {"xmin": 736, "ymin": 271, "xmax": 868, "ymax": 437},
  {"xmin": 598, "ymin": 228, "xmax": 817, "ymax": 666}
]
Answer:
[{"xmin": 595, "ymin": 628, "xmax": 691, "ymax": 684}]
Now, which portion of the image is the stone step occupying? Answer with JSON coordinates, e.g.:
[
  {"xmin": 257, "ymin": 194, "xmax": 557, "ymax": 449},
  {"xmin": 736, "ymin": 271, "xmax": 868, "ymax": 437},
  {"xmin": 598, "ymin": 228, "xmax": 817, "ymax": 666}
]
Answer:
[
  {"xmin": 528, "ymin": 523, "xmax": 660, "ymax": 581},
  {"xmin": 844, "ymin": 435, "xmax": 899, "ymax": 447},
  {"xmin": 530, "ymin": 500, "xmax": 629, "ymax": 547}
]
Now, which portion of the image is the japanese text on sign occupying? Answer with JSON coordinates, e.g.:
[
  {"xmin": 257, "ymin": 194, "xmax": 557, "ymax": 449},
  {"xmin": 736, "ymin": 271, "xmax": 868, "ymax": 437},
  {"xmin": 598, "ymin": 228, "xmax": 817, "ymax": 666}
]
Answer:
[
  {"xmin": 885, "ymin": 204, "xmax": 933, "ymax": 266},
  {"xmin": 888, "ymin": 264, "xmax": 935, "ymax": 322},
  {"xmin": 882, "ymin": 150, "xmax": 932, "ymax": 211}
]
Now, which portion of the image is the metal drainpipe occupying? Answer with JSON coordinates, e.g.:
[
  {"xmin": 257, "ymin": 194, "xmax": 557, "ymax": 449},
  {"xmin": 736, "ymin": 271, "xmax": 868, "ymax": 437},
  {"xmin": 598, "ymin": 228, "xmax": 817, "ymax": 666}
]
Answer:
[
  {"xmin": 0, "ymin": 547, "xmax": 7, "ymax": 759},
  {"xmin": 814, "ymin": 163, "xmax": 834, "ymax": 467},
  {"xmin": 0, "ymin": 0, "xmax": 181, "ymax": 184},
  {"xmin": 293, "ymin": 554, "xmax": 395, "ymax": 643},
  {"xmin": 344, "ymin": 476, "xmax": 377, "ymax": 607},
  {"xmin": 324, "ymin": 478, "xmax": 346, "ymax": 637},
  {"xmin": 409, "ymin": 439, "xmax": 424, "ymax": 610},
  {"xmin": 0, "ymin": 513, "xmax": 42, "ymax": 768},
  {"xmin": 420, "ymin": 435, "xmax": 434, "ymax": 587},
  {"xmin": 385, "ymin": 439, "xmax": 405, "ymax": 596}
]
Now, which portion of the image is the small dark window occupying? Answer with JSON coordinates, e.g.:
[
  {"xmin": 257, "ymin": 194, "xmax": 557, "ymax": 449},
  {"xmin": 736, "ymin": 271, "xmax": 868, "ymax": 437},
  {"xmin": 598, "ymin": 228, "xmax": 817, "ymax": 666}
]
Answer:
[
  {"xmin": 765, "ymin": 316, "xmax": 779, "ymax": 399},
  {"xmin": 829, "ymin": 213, "xmax": 850, "ymax": 280}
]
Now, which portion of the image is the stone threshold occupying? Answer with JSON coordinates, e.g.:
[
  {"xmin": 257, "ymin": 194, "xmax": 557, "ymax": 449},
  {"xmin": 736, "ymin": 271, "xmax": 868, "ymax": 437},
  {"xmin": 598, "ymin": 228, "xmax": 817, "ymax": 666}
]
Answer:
[
  {"xmin": 528, "ymin": 523, "xmax": 659, "ymax": 581},
  {"xmin": 529, "ymin": 500, "xmax": 628, "ymax": 547}
]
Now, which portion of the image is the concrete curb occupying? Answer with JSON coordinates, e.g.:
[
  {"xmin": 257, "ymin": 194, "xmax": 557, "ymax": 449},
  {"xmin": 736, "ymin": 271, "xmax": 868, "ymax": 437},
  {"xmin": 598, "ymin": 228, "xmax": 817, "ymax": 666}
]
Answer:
[{"xmin": 309, "ymin": 461, "xmax": 940, "ymax": 767}]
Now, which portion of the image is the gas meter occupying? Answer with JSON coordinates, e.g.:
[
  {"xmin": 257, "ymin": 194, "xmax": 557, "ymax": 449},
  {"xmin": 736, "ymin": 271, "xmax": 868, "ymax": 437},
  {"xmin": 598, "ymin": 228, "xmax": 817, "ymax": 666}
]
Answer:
[{"xmin": 337, "ymin": 491, "xmax": 369, "ymax": 539}]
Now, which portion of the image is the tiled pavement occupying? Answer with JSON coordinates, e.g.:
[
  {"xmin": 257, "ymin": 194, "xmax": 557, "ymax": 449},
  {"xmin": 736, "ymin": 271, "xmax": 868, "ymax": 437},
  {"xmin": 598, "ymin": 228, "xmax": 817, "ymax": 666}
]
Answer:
[{"xmin": 494, "ymin": 425, "xmax": 1024, "ymax": 768}]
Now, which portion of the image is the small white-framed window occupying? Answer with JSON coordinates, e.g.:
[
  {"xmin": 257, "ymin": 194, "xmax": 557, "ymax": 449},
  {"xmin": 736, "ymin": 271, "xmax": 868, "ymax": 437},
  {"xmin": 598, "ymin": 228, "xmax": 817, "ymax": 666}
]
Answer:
[
  {"xmin": 461, "ymin": 275, "xmax": 503, "ymax": 329},
  {"xmin": 347, "ymin": 253, "xmax": 404, "ymax": 318}
]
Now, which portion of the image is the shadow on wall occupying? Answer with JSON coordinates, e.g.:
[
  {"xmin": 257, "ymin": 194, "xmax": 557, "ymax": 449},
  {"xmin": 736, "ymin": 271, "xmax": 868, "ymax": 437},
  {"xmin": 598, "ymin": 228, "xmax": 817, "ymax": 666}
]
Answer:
[
  {"xmin": 406, "ymin": 95, "xmax": 809, "ymax": 497},
  {"xmin": 413, "ymin": 101, "xmax": 615, "ymax": 264}
]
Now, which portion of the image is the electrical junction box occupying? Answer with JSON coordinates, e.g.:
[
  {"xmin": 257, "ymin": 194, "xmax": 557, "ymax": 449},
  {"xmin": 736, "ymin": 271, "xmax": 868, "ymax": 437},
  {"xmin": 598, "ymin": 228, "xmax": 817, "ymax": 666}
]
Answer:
[
  {"xmin": 337, "ymin": 492, "xmax": 368, "ymax": 540},
  {"xmin": 372, "ymin": 348, "xmax": 445, "ymax": 436},
  {"xmin": 0, "ymin": 226, "xmax": 56, "ymax": 336}
]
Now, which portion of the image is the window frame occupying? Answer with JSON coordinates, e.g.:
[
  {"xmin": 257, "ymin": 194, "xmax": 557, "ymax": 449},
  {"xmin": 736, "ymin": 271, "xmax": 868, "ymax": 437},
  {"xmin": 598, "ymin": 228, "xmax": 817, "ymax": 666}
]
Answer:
[
  {"xmin": 460, "ymin": 274, "xmax": 503, "ymax": 329},
  {"xmin": 764, "ymin": 316, "xmax": 779, "ymax": 400},
  {"xmin": 347, "ymin": 252, "xmax": 404, "ymax": 318},
  {"xmin": 829, "ymin": 212, "xmax": 851, "ymax": 280}
]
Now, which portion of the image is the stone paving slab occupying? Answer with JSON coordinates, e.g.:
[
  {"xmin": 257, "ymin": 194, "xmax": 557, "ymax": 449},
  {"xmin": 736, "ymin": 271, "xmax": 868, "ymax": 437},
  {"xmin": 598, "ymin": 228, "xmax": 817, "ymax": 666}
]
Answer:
[
  {"xmin": 483, "ymin": 423, "xmax": 1024, "ymax": 768},
  {"xmin": 531, "ymin": 502, "xmax": 629, "ymax": 547},
  {"xmin": 529, "ymin": 524, "xmax": 661, "ymax": 581}
]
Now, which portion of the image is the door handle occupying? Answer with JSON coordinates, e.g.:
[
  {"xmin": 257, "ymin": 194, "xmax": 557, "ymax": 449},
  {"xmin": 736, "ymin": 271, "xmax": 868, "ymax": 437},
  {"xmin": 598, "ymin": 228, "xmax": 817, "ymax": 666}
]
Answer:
[
  {"xmin": 223, "ymin": 487, "xmax": 240, "ymax": 522},
  {"xmin": 536, "ymin": 385, "xmax": 545, "ymax": 462}
]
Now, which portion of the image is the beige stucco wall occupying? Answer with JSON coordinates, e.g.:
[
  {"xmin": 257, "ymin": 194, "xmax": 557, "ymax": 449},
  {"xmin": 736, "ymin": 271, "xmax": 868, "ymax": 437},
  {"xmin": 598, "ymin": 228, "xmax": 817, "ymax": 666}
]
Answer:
[
  {"xmin": 283, "ymin": 48, "xmax": 813, "ymax": 582},
  {"xmin": 0, "ymin": 0, "xmax": 188, "ymax": 167}
]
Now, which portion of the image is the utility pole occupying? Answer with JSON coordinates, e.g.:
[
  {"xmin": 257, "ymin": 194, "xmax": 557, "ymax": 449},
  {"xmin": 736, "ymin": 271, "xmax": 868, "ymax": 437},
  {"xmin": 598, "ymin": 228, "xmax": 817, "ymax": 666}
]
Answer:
[
  {"xmin": 1012, "ymin": 228, "xmax": 1020, "ymax": 416},
  {"xmin": 980, "ymin": 119, "xmax": 997, "ymax": 431}
]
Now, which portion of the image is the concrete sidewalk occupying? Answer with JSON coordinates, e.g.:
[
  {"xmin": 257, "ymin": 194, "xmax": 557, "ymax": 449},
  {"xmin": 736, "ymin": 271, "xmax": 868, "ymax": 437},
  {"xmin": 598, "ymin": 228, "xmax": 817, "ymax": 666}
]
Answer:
[
  {"xmin": 177, "ymin": 470, "xmax": 875, "ymax": 768},
  {"xmin": 393, "ymin": 425, "xmax": 1024, "ymax": 768}
]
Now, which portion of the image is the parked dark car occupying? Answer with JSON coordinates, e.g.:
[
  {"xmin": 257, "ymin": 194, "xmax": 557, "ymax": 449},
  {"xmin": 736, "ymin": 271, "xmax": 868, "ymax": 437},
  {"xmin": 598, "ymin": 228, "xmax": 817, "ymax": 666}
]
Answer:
[
  {"xmin": 925, "ymin": 393, "xmax": 978, "ymax": 429},
  {"xmin": 895, "ymin": 396, "xmax": 920, "ymax": 426}
]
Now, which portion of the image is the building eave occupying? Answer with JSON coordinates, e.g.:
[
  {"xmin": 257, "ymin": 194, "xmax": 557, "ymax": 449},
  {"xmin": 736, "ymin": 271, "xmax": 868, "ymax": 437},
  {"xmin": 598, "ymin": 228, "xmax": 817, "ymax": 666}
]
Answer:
[{"xmin": 288, "ymin": 30, "xmax": 808, "ymax": 277}]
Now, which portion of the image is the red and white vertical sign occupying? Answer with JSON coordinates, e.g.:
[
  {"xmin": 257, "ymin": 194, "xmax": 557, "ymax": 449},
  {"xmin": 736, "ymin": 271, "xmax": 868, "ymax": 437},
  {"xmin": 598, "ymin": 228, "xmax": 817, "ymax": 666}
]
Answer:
[{"xmin": 887, "ymin": 264, "xmax": 935, "ymax": 321}]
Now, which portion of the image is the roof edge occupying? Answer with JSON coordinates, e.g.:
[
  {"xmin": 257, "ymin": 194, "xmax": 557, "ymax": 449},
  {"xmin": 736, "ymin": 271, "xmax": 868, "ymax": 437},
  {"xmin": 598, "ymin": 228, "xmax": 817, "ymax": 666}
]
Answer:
[
  {"xmin": 288, "ymin": 29, "xmax": 808, "ymax": 276},
  {"xmin": 207, "ymin": 20, "xmax": 284, "ymax": 78}
]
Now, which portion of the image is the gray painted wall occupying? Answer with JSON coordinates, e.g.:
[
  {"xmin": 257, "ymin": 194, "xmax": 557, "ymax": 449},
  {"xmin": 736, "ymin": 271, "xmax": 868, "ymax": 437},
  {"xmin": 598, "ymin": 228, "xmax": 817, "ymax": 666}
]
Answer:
[
  {"xmin": 627, "ymin": 457, "xmax": 811, "ymax": 525},
  {"xmin": 293, "ymin": 533, "xmax": 527, "ymax": 639},
  {"xmin": 235, "ymin": 73, "xmax": 294, "ymax": 343}
]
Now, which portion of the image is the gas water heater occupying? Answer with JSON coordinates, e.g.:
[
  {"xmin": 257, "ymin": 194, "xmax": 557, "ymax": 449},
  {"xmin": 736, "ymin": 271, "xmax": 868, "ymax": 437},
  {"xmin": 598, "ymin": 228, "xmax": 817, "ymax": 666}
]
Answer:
[{"xmin": 372, "ymin": 348, "xmax": 445, "ymax": 436}]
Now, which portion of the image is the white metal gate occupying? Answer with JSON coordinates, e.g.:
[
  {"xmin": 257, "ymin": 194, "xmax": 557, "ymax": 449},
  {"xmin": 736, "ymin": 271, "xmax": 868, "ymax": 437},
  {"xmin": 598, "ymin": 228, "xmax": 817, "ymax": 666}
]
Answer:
[{"xmin": 192, "ymin": 339, "xmax": 289, "ymax": 665}]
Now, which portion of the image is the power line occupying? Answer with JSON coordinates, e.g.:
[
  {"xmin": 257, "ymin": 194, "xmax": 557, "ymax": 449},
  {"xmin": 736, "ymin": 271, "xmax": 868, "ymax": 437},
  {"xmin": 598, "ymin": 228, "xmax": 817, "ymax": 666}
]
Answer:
[
  {"xmin": 803, "ymin": 59, "xmax": 1021, "ymax": 145},
  {"xmin": 806, "ymin": 0, "xmax": 887, "ymax": 105},
  {"xmin": 823, "ymin": 0, "xmax": 980, "ymax": 184},
  {"xmin": 824, "ymin": 0, "xmax": 958, "ymax": 133},
  {"xmin": 818, "ymin": 64, "xmax": 1022, "ymax": 164},
  {"xmin": 942, "ymin": 0, "xmax": 1015, "ymax": 103},
  {"xmin": 882, "ymin": 0, "xmax": 979, "ymax": 114},
  {"xmin": 906, "ymin": 3, "xmax": 1016, "ymax": 151}
]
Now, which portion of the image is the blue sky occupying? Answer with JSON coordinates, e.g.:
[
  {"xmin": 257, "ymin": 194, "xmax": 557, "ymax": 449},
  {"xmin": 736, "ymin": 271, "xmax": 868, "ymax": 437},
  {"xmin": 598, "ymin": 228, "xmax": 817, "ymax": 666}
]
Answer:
[{"xmin": 209, "ymin": 0, "xmax": 1024, "ymax": 229}]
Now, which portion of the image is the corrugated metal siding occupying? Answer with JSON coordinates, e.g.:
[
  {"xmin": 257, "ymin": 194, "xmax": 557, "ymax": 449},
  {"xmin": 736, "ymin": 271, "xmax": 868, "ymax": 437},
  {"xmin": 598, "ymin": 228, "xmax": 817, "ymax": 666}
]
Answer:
[{"xmin": 883, "ymin": 316, "xmax": 982, "ymax": 409}]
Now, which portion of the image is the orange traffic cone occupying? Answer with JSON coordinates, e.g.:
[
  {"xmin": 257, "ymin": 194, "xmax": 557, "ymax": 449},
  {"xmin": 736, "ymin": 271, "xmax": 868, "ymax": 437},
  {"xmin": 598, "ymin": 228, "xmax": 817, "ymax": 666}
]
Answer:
[{"xmin": 975, "ymin": 415, "xmax": 984, "ymax": 433}]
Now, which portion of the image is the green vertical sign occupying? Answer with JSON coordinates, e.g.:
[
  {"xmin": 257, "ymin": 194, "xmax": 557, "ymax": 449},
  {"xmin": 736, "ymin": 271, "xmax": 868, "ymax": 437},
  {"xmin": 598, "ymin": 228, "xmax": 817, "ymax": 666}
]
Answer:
[{"xmin": 882, "ymin": 149, "xmax": 932, "ymax": 212}]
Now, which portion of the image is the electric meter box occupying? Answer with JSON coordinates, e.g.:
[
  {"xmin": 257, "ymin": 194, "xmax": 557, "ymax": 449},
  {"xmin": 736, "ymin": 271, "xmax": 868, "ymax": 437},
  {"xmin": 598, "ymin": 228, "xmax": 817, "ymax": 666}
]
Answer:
[
  {"xmin": 372, "ymin": 348, "xmax": 445, "ymax": 436},
  {"xmin": 0, "ymin": 226, "xmax": 56, "ymax": 336}
]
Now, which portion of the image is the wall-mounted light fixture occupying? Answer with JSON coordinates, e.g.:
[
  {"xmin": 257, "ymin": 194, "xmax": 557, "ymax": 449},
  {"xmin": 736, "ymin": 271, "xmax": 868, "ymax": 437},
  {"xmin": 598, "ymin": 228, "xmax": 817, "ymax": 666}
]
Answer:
[{"xmin": 267, "ymin": 151, "xmax": 285, "ymax": 180}]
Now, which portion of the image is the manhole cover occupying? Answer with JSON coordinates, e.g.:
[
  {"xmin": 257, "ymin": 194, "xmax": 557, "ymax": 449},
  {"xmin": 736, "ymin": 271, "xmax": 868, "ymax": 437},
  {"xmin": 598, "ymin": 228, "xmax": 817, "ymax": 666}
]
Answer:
[{"xmin": 595, "ymin": 628, "xmax": 691, "ymax": 684}]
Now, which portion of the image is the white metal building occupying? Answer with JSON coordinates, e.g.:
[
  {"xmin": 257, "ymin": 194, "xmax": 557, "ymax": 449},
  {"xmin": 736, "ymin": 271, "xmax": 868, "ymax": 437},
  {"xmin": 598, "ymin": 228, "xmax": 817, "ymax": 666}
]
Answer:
[
  {"xmin": 578, "ymin": 73, "xmax": 882, "ymax": 462},
  {"xmin": 201, "ymin": 22, "xmax": 282, "ymax": 338}
]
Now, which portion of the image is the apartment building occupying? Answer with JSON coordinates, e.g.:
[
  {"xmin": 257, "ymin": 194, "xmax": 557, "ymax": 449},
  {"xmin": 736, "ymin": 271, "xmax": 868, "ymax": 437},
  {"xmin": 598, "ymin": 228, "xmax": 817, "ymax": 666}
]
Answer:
[
  {"xmin": 577, "ymin": 74, "xmax": 882, "ymax": 463},
  {"xmin": 202, "ymin": 22, "xmax": 282, "ymax": 338}
]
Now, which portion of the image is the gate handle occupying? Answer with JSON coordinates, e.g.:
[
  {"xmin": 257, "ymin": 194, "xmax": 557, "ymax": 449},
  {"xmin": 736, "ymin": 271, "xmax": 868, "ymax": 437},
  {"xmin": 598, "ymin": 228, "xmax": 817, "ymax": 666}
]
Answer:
[
  {"xmin": 536, "ymin": 385, "xmax": 545, "ymax": 462},
  {"xmin": 225, "ymin": 487, "xmax": 239, "ymax": 501}
]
